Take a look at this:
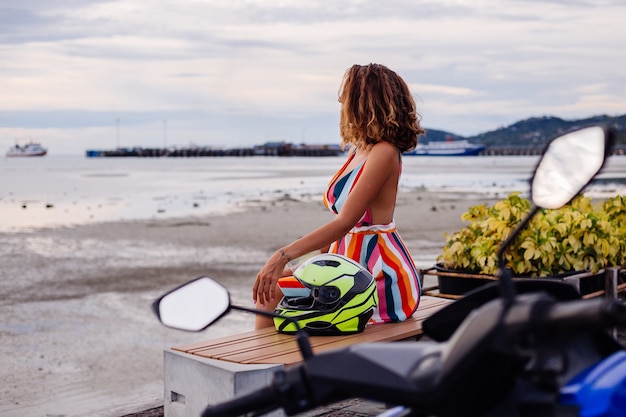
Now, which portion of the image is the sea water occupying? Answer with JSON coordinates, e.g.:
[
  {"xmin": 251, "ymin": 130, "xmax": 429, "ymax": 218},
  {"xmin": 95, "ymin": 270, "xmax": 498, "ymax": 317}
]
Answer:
[
  {"xmin": 0, "ymin": 155, "xmax": 337, "ymax": 232},
  {"xmin": 2, "ymin": 154, "xmax": 626, "ymax": 233}
]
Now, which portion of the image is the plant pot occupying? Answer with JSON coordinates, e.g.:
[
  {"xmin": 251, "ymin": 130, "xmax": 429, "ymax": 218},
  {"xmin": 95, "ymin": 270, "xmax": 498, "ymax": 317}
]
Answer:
[
  {"xmin": 436, "ymin": 272, "xmax": 495, "ymax": 296},
  {"xmin": 577, "ymin": 273, "xmax": 605, "ymax": 295},
  {"xmin": 429, "ymin": 265, "xmax": 608, "ymax": 297}
]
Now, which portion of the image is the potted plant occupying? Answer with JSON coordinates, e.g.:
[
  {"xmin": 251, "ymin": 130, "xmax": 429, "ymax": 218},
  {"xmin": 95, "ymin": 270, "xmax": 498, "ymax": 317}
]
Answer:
[{"xmin": 433, "ymin": 192, "xmax": 626, "ymax": 296}]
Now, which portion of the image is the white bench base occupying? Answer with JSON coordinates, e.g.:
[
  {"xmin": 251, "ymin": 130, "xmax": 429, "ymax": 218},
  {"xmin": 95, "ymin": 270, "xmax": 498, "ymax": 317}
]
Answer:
[{"xmin": 164, "ymin": 349, "xmax": 285, "ymax": 417}]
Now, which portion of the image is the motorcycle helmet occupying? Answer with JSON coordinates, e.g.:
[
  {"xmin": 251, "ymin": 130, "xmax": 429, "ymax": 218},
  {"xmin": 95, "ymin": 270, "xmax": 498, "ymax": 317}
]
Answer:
[{"xmin": 274, "ymin": 253, "xmax": 378, "ymax": 335}]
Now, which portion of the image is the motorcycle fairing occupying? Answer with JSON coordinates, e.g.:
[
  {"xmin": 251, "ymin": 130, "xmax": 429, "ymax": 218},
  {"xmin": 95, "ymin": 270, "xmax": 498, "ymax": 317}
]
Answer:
[{"xmin": 559, "ymin": 351, "xmax": 626, "ymax": 417}]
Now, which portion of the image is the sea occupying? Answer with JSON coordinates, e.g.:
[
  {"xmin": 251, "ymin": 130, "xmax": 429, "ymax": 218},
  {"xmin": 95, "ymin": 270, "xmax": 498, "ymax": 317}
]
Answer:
[
  {"xmin": 1, "ymin": 154, "xmax": 626, "ymax": 417},
  {"xmin": 2, "ymin": 154, "xmax": 626, "ymax": 233}
]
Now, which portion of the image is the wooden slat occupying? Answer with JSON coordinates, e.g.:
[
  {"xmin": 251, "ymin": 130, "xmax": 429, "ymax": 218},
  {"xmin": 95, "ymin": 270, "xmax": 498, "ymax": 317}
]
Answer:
[
  {"xmin": 173, "ymin": 296, "xmax": 453, "ymax": 366},
  {"xmin": 424, "ymin": 291, "xmax": 463, "ymax": 300},
  {"xmin": 173, "ymin": 326, "xmax": 284, "ymax": 352},
  {"xmin": 190, "ymin": 332, "xmax": 293, "ymax": 358}
]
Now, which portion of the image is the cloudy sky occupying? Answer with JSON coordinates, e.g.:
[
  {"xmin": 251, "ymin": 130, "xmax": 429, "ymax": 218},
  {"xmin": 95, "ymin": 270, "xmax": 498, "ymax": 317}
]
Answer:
[{"xmin": 1, "ymin": 0, "xmax": 625, "ymax": 154}]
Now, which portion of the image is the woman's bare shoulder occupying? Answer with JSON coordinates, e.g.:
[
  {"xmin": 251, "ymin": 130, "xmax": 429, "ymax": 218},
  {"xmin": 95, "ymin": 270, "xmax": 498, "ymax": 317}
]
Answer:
[{"xmin": 369, "ymin": 141, "xmax": 400, "ymax": 160}]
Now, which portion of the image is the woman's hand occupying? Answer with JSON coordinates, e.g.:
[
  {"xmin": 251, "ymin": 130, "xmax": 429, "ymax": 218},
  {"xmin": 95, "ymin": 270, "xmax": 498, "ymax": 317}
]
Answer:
[{"xmin": 253, "ymin": 250, "xmax": 288, "ymax": 306}]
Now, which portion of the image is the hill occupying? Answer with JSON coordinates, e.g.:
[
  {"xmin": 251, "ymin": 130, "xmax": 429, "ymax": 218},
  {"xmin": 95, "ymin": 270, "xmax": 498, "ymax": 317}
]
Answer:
[{"xmin": 424, "ymin": 114, "xmax": 626, "ymax": 149}]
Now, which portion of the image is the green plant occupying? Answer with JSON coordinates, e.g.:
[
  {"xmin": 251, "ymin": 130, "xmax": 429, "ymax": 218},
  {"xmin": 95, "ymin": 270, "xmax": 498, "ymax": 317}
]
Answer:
[{"xmin": 438, "ymin": 192, "xmax": 626, "ymax": 277}]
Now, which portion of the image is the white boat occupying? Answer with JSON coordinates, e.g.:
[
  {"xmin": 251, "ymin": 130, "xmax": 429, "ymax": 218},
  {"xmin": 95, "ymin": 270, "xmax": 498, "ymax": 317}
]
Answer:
[
  {"xmin": 405, "ymin": 139, "xmax": 485, "ymax": 156},
  {"xmin": 6, "ymin": 142, "xmax": 48, "ymax": 157}
]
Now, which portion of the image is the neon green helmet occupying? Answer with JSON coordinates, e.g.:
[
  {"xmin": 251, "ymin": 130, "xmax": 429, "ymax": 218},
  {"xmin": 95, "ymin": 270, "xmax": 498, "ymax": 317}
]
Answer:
[{"xmin": 274, "ymin": 253, "xmax": 378, "ymax": 335}]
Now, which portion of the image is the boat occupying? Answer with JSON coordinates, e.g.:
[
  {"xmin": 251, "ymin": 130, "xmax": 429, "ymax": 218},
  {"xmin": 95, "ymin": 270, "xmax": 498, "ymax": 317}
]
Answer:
[
  {"xmin": 405, "ymin": 139, "xmax": 485, "ymax": 156},
  {"xmin": 6, "ymin": 142, "xmax": 48, "ymax": 157}
]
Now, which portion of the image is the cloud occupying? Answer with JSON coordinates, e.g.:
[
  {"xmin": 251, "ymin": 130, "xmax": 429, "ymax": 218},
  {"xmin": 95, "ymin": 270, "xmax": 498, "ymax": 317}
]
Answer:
[{"xmin": 1, "ymin": 0, "xmax": 625, "ymax": 154}]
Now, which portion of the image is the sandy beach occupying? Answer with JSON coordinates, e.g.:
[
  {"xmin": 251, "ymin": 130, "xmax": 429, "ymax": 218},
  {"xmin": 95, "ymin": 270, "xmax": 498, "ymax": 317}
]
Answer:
[{"xmin": 0, "ymin": 187, "xmax": 479, "ymax": 417}]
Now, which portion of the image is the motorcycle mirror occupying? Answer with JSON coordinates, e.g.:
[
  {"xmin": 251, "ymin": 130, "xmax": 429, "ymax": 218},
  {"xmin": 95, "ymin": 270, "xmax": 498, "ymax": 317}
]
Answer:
[
  {"xmin": 531, "ymin": 125, "xmax": 612, "ymax": 209},
  {"xmin": 152, "ymin": 276, "xmax": 315, "ymax": 359},
  {"xmin": 152, "ymin": 276, "xmax": 231, "ymax": 332},
  {"xmin": 497, "ymin": 125, "xmax": 615, "ymax": 305}
]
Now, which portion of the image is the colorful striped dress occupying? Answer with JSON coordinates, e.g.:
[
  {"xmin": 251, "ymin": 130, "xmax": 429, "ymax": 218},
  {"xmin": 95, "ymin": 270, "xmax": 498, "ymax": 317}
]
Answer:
[{"xmin": 323, "ymin": 151, "xmax": 421, "ymax": 323}]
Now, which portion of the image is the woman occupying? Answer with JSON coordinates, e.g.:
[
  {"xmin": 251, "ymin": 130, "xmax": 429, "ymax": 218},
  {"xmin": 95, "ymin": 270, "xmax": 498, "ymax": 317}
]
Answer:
[{"xmin": 253, "ymin": 63, "xmax": 424, "ymax": 329}]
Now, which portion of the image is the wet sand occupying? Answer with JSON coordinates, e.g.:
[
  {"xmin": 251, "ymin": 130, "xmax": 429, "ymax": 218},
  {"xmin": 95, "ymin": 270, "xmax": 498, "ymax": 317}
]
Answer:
[{"xmin": 0, "ymin": 188, "xmax": 477, "ymax": 417}]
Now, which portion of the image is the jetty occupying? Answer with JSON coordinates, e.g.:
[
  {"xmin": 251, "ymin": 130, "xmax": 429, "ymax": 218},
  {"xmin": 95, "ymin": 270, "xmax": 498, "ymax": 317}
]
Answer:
[{"xmin": 85, "ymin": 142, "xmax": 344, "ymax": 158}]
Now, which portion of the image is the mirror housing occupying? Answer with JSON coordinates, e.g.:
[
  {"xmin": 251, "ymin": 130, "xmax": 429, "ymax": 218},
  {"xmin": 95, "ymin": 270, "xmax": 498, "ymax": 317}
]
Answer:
[
  {"xmin": 497, "ymin": 125, "xmax": 615, "ymax": 305},
  {"xmin": 152, "ymin": 276, "xmax": 315, "ymax": 359},
  {"xmin": 531, "ymin": 125, "xmax": 614, "ymax": 209},
  {"xmin": 152, "ymin": 276, "xmax": 231, "ymax": 332}
]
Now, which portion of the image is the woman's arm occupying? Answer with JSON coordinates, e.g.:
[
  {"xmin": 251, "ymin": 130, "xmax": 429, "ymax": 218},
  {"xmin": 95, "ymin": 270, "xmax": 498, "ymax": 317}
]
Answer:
[{"xmin": 253, "ymin": 142, "xmax": 399, "ymax": 305}]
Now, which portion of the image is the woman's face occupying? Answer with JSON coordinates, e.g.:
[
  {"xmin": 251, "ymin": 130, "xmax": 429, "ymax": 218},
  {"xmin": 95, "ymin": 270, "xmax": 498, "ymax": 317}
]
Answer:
[
  {"xmin": 337, "ymin": 70, "xmax": 354, "ymax": 106},
  {"xmin": 337, "ymin": 82, "xmax": 346, "ymax": 104}
]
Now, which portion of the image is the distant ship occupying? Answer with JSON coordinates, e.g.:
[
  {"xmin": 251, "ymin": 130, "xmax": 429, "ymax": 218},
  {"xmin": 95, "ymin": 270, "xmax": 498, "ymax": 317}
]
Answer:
[
  {"xmin": 6, "ymin": 142, "xmax": 48, "ymax": 157},
  {"xmin": 405, "ymin": 139, "xmax": 485, "ymax": 156}
]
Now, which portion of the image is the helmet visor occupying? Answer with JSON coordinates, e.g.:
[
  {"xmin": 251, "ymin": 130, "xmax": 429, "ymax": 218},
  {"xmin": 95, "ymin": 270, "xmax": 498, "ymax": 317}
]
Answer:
[{"xmin": 312, "ymin": 285, "xmax": 341, "ymax": 304}]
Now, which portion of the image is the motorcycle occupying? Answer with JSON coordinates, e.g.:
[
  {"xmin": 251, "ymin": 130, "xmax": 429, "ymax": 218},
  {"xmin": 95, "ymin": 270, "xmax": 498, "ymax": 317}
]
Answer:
[{"xmin": 152, "ymin": 124, "xmax": 626, "ymax": 417}]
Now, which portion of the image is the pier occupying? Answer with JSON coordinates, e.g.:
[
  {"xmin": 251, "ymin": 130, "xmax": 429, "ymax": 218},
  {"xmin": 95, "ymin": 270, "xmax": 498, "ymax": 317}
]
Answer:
[{"xmin": 85, "ymin": 142, "xmax": 344, "ymax": 158}]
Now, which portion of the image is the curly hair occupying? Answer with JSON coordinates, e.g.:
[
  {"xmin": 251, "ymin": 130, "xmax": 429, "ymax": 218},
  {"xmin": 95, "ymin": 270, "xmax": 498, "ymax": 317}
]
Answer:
[{"xmin": 338, "ymin": 64, "xmax": 424, "ymax": 153}]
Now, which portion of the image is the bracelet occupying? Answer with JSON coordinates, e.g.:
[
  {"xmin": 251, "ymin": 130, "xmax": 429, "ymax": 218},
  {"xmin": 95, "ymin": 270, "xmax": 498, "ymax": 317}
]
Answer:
[{"xmin": 279, "ymin": 249, "xmax": 292, "ymax": 262}]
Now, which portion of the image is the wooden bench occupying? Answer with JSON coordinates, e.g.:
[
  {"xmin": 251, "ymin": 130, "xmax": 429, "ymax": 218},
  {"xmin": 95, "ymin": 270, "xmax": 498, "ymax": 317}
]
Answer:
[{"xmin": 163, "ymin": 295, "xmax": 453, "ymax": 417}]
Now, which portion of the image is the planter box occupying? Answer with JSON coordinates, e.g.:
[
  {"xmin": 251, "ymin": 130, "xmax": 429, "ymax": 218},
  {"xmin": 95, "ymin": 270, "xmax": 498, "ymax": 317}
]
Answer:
[{"xmin": 429, "ymin": 266, "xmax": 607, "ymax": 297}]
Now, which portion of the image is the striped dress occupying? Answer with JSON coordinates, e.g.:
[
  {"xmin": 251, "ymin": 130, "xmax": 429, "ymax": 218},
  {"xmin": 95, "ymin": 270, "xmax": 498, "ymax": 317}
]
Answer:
[{"xmin": 323, "ymin": 152, "xmax": 421, "ymax": 323}]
